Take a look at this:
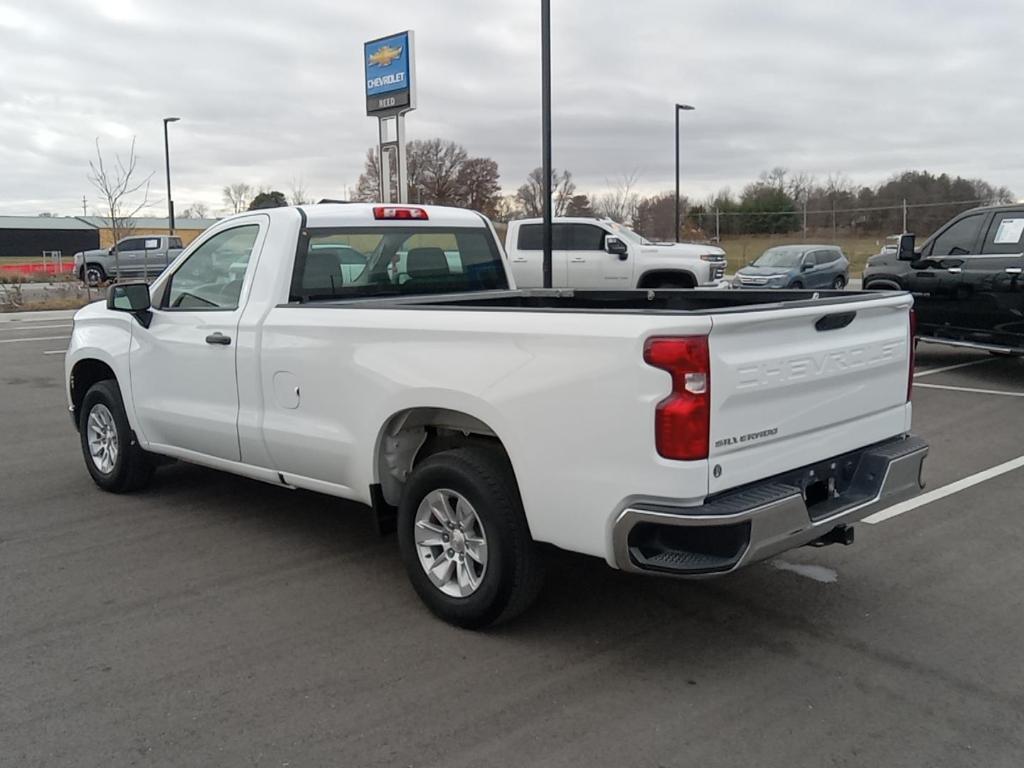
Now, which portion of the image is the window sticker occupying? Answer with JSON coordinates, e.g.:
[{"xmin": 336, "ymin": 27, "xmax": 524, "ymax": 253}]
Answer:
[{"xmin": 993, "ymin": 218, "xmax": 1024, "ymax": 245}]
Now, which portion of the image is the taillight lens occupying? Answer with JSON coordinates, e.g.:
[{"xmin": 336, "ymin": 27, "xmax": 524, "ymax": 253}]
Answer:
[
  {"xmin": 373, "ymin": 206, "xmax": 429, "ymax": 220},
  {"xmin": 907, "ymin": 308, "xmax": 917, "ymax": 401},
  {"xmin": 643, "ymin": 336, "xmax": 711, "ymax": 461}
]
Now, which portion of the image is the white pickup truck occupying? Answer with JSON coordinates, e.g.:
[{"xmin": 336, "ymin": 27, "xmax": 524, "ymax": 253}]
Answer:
[
  {"xmin": 505, "ymin": 217, "xmax": 727, "ymax": 288},
  {"xmin": 66, "ymin": 203, "xmax": 927, "ymax": 628}
]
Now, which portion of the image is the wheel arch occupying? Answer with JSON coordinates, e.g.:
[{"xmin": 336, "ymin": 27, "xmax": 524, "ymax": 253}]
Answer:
[
  {"xmin": 636, "ymin": 269, "xmax": 697, "ymax": 289},
  {"xmin": 373, "ymin": 406, "xmax": 516, "ymax": 509},
  {"xmin": 69, "ymin": 358, "xmax": 119, "ymax": 429}
]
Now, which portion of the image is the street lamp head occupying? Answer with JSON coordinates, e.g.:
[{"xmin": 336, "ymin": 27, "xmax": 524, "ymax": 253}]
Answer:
[
  {"xmin": 676, "ymin": 103, "xmax": 695, "ymax": 111},
  {"xmin": 164, "ymin": 116, "xmax": 181, "ymax": 123}
]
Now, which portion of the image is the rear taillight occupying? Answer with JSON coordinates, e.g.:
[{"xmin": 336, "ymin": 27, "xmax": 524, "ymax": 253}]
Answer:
[
  {"xmin": 643, "ymin": 336, "xmax": 711, "ymax": 461},
  {"xmin": 373, "ymin": 206, "xmax": 429, "ymax": 220},
  {"xmin": 907, "ymin": 308, "xmax": 917, "ymax": 401}
]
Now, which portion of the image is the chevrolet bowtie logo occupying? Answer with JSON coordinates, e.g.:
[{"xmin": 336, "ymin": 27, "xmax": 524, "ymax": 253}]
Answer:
[{"xmin": 368, "ymin": 44, "xmax": 403, "ymax": 68}]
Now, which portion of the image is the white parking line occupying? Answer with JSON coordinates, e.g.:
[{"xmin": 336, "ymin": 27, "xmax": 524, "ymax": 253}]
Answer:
[
  {"xmin": 0, "ymin": 324, "xmax": 72, "ymax": 332},
  {"xmin": 914, "ymin": 358, "xmax": 994, "ymax": 378},
  {"xmin": 0, "ymin": 335, "xmax": 71, "ymax": 345},
  {"xmin": 915, "ymin": 382, "xmax": 1024, "ymax": 398},
  {"xmin": 864, "ymin": 454, "xmax": 1024, "ymax": 524}
]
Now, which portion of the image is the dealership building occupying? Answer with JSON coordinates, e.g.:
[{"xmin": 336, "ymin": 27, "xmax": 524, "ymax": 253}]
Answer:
[{"xmin": 0, "ymin": 215, "xmax": 219, "ymax": 258}]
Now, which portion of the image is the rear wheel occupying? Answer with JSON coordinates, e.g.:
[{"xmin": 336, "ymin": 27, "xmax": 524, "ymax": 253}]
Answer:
[
  {"xmin": 79, "ymin": 380, "xmax": 154, "ymax": 492},
  {"xmin": 831, "ymin": 275, "xmax": 847, "ymax": 290},
  {"xmin": 397, "ymin": 446, "xmax": 544, "ymax": 628}
]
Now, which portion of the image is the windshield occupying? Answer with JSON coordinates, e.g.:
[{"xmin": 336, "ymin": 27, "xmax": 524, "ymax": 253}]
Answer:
[
  {"xmin": 292, "ymin": 226, "xmax": 508, "ymax": 301},
  {"xmin": 753, "ymin": 246, "xmax": 806, "ymax": 268},
  {"xmin": 605, "ymin": 221, "xmax": 651, "ymax": 245}
]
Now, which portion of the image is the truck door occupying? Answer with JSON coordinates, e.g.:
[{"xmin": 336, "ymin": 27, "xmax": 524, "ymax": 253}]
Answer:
[
  {"xmin": 129, "ymin": 219, "xmax": 266, "ymax": 461},
  {"xmin": 112, "ymin": 237, "xmax": 143, "ymax": 279},
  {"xmin": 955, "ymin": 210, "xmax": 1024, "ymax": 348},
  {"xmin": 908, "ymin": 211, "xmax": 988, "ymax": 337},
  {"xmin": 565, "ymin": 223, "xmax": 632, "ymax": 288},
  {"xmin": 507, "ymin": 223, "xmax": 568, "ymax": 288}
]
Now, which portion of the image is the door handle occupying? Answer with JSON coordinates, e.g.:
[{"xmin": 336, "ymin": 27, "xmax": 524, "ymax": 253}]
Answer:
[
  {"xmin": 511, "ymin": 258, "xmax": 528, "ymax": 263},
  {"xmin": 946, "ymin": 267, "xmax": 962, "ymax": 274},
  {"xmin": 569, "ymin": 257, "xmax": 586, "ymax": 263},
  {"xmin": 1005, "ymin": 267, "xmax": 1023, "ymax": 275},
  {"xmin": 205, "ymin": 332, "xmax": 232, "ymax": 345}
]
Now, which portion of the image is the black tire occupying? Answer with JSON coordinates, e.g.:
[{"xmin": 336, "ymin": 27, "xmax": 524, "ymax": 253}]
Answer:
[
  {"xmin": 79, "ymin": 379, "xmax": 154, "ymax": 493},
  {"xmin": 832, "ymin": 275, "xmax": 847, "ymax": 290},
  {"xmin": 397, "ymin": 446, "xmax": 544, "ymax": 629},
  {"xmin": 82, "ymin": 263, "xmax": 107, "ymax": 287},
  {"xmin": 789, "ymin": 280, "xmax": 804, "ymax": 289}
]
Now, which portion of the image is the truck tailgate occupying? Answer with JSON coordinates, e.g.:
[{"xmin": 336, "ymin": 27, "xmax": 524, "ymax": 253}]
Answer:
[{"xmin": 707, "ymin": 294, "xmax": 913, "ymax": 494}]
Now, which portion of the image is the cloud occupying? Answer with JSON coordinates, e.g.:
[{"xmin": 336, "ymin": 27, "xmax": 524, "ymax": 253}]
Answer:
[{"xmin": 0, "ymin": 0, "xmax": 1021, "ymax": 215}]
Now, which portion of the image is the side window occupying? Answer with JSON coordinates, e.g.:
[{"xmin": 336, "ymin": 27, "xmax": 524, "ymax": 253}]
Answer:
[
  {"xmin": 117, "ymin": 238, "xmax": 141, "ymax": 251},
  {"xmin": 162, "ymin": 225, "xmax": 259, "ymax": 310},
  {"xmin": 169, "ymin": 237, "xmax": 183, "ymax": 249},
  {"xmin": 568, "ymin": 224, "xmax": 606, "ymax": 251},
  {"xmin": 517, "ymin": 224, "xmax": 542, "ymax": 251},
  {"xmin": 815, "ymin": 250, "xmax": 836, "ymax": 265},
  {"xmin": 929, "ymin": 213, "xmax": 985, "ymax": 256},
  {"xmin": 982, "ymin": 212, "xmax": 1024, "ymax": 255},
  {"xmin": 143, "ymin": 238, "xmax": 160, "ymax": 251}
]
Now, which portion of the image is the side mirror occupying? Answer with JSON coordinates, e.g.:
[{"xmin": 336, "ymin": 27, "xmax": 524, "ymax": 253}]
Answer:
[
  {"xmin": 108, "ymin": 248, "xmax": 114, "ymax": 256},
  {"xmin": 898, "ymin": 233, "xmax": 917, "ymax": 261},
  {"xmin": 107, "ymin": 282, "xmax": 153, "ymax": 328},
  {"xmin": 605, "ymin": 237, "xmax": 628, "ymax": 259},
  {"xmin": 801, "ymin": 262, "xmax": 813, "ymax": 272}
]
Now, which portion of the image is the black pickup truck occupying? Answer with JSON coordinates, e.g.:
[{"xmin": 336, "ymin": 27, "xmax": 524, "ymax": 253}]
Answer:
[{"xmin": 863, "ymin": 204, "xmax": 1024, "ymax": 353}]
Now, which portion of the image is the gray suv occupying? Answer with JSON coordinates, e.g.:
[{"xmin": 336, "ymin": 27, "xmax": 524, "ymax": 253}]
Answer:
[{"xmin": 733, "ymin": 244, "xmax": 849, "ymax": 289}]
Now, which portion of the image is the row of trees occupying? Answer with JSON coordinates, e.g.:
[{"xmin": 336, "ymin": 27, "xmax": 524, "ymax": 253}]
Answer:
[{"xmin": 86, "ymin": 135, "xmax": 1015, "ymax": 246}]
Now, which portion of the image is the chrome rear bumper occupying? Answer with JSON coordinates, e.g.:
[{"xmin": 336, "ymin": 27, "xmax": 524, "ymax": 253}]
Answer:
[{"xmin": 613, "ymin": 434, "xmax": 928, "ymax": 576}]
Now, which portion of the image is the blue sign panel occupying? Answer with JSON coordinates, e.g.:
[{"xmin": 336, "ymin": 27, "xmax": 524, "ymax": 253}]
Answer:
[{"xmin": 364, "ymin": 32, "xmax": 411, "ymax": 98}]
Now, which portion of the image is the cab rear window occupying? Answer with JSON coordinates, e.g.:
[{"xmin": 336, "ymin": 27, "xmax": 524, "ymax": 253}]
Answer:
[{"xmin": 291, "ymin": 226, "xmax": 508, "ymax": 302}]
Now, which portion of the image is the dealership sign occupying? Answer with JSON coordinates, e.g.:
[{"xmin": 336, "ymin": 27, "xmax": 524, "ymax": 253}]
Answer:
[{"xmin": 364, "ymin": 31, "xmax": 416, "ymax": 115}]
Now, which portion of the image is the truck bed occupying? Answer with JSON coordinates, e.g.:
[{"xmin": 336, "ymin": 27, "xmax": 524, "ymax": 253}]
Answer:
[{"xmin": 296, "ymin": 287, "xmax": 895, "ymax": 314}]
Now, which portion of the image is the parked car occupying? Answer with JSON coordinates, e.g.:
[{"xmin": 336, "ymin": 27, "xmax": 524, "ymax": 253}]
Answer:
[
  {"xmin": 863, "ymin": 204, "xmax": 1024, "ymax": 353},
  {"xmin": 505, "ymin": 217, "xmax": 727, "ymax": 289},
  {"xmin": 733, "ymin": 245, "xmax": 849, "ymax": 289},
  {"xmin": 74, "ymin": 235, "xmax": 185, "ymax": 285},
  {"xmin": 66, "ymin": 203, "xmax": 926, "ymax": 628}
]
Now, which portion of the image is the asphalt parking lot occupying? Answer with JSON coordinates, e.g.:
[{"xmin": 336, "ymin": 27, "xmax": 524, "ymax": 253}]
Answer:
[{"xmin": 3, "ymin": 311, "xmax": 1023, "ymax": 767}]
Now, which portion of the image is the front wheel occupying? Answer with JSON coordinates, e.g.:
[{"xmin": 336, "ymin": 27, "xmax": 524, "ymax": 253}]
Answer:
[
  {"xmin": 82, "ymin": 263, "xmax": 107, "ymax": 287},
  {"xmin": 79, "ymin": 380, "xmax": 154, "ymax": 492},
  {"xmin": 789, "ymin": 280, "xmax": 804, "ymax": 289},
  {"xmin": 397, "ymin": 447, "xmax": 544, "ymax": 628}
]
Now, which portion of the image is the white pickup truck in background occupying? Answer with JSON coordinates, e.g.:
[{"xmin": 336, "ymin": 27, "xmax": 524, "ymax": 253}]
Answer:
[
  {"xmin": 66, "ymin": 203, "xmax": 927, "ymax": 628},
  {"xmin": 505, "ymin": 217, "xmax": 727, "ymax": 288}
]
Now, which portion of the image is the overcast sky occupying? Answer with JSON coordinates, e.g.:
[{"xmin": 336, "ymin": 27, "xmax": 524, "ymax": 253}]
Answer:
[{"xmin": 1, "ymin": 0, "xmax": 1021, "ymax": 217}]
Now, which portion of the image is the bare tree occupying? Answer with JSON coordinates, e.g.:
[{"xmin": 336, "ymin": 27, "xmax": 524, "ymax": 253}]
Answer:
[
  {"xmin": 289, "ymin": 177, "xmax": 312, "ymax": 205},
  {"xmin": 516, "ymin": 167, "xmax": 576, "ymax": 217},
  {"xmin": 88, "ymin": 137, "xmax": 153, "ymax": 280},
  {"xmin": 593, "ymin": 171, "xmax": 640, "ymax": 223},
  {"xmin": 223, "ymin": 182, "xmax": 253, "ymax": 214},
  {"xmin": 179, "ymin": 202, "xmax": 210, "ymax": 219}
]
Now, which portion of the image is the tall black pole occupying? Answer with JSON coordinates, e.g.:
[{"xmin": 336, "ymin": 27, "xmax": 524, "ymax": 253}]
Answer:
[
  {"xmin": 541, "ymin": 0, "xmax": 552, "ymax": 289},
  {"xmin": 674, "ymin": 107, "xmax": 680, "ymax": 243},
  {"xmin": 163, "ymin": 117, "xmax": 180, "ymax": 234},
  {"xmin": 674, "ymin": 104, "xmax": 694, "ymax": 243}
]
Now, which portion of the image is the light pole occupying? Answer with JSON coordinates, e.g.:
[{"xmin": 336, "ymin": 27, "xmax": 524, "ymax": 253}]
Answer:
[
  {"xmin": 163, "ymin": 117, "xmax": 180, "ymax": 234},
  {"xmin": 541, "ymin": 0, "xmax": 552, "ymax": 289},
  {"xmin": 674, "ymin": 103, "xmax": 694, "ymax": 242}
]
